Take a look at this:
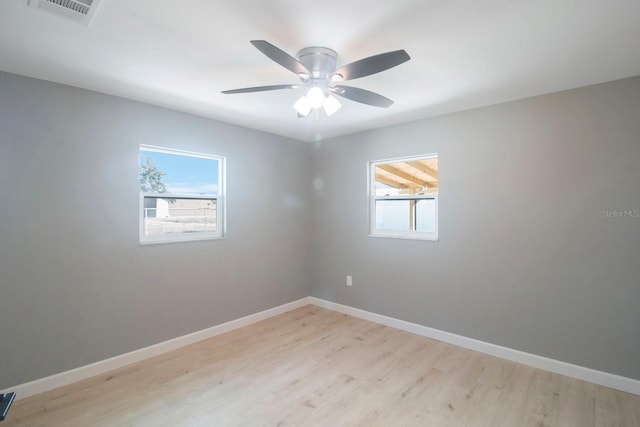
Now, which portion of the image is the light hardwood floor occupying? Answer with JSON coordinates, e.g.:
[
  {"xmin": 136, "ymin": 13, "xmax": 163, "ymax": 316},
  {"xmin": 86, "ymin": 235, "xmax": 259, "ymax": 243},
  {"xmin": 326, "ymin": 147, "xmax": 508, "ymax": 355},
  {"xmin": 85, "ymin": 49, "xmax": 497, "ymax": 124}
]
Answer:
[{"xmin": 5, "ymin": 306, "xmax": 640, "ymax": 426}]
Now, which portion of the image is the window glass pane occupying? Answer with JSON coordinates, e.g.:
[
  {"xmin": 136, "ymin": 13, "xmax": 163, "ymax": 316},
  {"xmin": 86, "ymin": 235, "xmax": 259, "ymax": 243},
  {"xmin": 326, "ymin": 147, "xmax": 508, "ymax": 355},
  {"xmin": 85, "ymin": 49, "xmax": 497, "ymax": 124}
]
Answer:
[
  {"xmin": 415, "ymin": 199, "xmax": 436, "ymax": 232},
  {"xmin": 140, "ymin": 150, "xmax": 218, "ymax": 196},
  {"xmin": 143, "ymin": 197, "xmax": 217, "ymax": 236},
  {"xmin": 375, "ymin": 200, "xmax": 411, "ymax": 231},
  {"xmin": 374, "ymin": 157, "xmax": 438, "ymax": 196}
]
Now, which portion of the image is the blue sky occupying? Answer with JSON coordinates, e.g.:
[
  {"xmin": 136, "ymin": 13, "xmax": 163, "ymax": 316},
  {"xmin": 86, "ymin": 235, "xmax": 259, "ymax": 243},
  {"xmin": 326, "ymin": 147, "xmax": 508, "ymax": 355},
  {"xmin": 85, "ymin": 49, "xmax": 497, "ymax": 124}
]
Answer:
[{"xmin": 140, "ymin": 149, "xmax": 218, "ymax": 195}]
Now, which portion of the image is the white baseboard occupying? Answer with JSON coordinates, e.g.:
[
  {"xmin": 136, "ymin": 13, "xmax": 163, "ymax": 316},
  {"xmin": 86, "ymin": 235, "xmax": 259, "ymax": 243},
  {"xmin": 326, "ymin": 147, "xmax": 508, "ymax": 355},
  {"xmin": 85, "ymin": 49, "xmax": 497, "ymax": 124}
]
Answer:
[
  {"xmin": 308, "ymin": 297, "xmax": 640, "ymax": 396},
  {"xmin": 4, "ymin": 295, "xmax": 638, "ymax": 400},
  {"xmin": 3, "ymin": 297, "xmax": 314, "ymax": 400}
]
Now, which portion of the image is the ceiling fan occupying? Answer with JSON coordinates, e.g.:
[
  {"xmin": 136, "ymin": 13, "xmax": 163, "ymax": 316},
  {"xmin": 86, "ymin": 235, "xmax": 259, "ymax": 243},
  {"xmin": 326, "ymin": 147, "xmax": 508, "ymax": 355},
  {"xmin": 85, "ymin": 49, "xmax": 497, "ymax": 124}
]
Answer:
[{"xmin": 222, "ymin": 40, "xmax": 410, "ymax": 117}]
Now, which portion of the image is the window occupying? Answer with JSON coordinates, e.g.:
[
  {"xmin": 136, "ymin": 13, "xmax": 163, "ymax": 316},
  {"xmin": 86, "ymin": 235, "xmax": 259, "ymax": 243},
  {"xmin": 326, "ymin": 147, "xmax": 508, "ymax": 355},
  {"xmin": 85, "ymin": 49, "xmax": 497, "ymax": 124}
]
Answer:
[
  {"xmin": 369, "ymin": 154, "xmax": 438, "ymax": 241},
  {"xmin": 139, "ymin": 145, "xmax": 225, "ymax": 244}
]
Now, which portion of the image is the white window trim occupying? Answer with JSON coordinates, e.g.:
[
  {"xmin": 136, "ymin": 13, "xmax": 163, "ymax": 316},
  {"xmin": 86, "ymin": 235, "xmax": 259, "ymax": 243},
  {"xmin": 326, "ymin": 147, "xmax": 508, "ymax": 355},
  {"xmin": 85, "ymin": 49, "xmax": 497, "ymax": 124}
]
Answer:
[
  {"xmin": 139, "ymin": 145, "xmax": 226, "ymax": 245},
  {"xmin": 368, "ymin": 154, "xmax": 439, "ymax": 241}
]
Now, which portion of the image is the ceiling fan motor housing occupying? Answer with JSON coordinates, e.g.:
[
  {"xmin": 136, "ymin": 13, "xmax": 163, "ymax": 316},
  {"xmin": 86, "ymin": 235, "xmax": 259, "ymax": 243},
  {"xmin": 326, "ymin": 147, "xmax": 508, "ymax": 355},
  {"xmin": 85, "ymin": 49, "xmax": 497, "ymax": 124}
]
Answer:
[{"xmin": 296, "ymin": 47, "xmax": 338, "ymax": 81}]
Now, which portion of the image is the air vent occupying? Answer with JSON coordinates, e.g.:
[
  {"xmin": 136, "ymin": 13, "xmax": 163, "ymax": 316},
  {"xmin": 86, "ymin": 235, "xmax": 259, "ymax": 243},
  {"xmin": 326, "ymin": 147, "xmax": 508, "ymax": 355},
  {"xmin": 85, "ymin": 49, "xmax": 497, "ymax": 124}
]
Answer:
[{"xmin": 28, "ymin": 0, "xmax": 104, "ymax": 25}]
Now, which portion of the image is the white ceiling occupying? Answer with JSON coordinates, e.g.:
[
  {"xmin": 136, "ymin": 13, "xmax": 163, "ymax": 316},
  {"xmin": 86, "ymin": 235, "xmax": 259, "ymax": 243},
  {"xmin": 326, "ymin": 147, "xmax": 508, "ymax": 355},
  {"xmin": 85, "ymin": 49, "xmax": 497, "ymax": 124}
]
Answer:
[{"xmin": 1, "ymin": 0, "xmax": 639, "ymax": 142}]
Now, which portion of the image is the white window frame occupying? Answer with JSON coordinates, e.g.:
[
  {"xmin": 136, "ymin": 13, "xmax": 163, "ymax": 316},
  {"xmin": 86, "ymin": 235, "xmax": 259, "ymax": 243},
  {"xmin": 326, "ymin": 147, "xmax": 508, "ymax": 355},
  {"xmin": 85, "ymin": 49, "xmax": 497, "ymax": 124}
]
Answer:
[
  {"xmin": 368, "ymin": 154, "xmax": 438, "ymax": 241},
  {"xmin": 139, "ymin": 145, "xmax": 226, "ymax": 245}
]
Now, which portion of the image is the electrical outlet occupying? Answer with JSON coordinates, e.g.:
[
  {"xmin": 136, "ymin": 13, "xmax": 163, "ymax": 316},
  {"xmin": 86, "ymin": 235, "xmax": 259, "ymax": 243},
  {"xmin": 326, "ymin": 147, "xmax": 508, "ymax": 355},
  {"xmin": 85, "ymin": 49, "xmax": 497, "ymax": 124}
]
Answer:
[{"xmin": 346, "ymin": 275, "xmax": 352, "ymax": 286}]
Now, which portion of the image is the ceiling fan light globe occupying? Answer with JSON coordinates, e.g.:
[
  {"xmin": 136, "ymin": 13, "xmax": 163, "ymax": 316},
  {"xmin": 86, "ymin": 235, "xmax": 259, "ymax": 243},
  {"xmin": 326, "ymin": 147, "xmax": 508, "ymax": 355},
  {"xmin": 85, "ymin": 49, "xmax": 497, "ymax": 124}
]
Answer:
[
  {"xmin": 306, "ymin": 86, "xmax": 325, "ymax": 109},
  {"xmin": 294, "ymin": 96, "xmax": 312, "ymax": 116},
  {"xmin": 323, "ymin": 95, "xmax": 341, "ymax": 116}
]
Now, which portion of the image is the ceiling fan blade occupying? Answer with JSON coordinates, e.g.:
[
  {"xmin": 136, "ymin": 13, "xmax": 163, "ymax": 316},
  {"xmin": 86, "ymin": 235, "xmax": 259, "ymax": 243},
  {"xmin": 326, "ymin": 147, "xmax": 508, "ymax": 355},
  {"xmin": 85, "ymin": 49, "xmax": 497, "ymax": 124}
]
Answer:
[
  {"xmin": 331, "ymin": 85, "xmax": 394, "ymax": 108},
  {"xmin": 250, "ymin": 40, "xmax": 311, "ymax": 76},
  {"xmin": 332, "ymin": 50, "xmax": 410, "ymax": 81},
  {"xmin": 221, "ymin": 84, "xmax": 300, "ymax": 94}
]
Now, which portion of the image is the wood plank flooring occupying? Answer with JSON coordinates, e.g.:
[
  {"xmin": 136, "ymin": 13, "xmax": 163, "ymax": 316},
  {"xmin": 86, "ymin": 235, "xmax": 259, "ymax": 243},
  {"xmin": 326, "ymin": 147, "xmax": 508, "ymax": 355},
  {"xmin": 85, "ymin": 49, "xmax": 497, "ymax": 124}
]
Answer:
[{"xmin": 5, "ymin": 306, "xmax": 640, "ymax": 426}]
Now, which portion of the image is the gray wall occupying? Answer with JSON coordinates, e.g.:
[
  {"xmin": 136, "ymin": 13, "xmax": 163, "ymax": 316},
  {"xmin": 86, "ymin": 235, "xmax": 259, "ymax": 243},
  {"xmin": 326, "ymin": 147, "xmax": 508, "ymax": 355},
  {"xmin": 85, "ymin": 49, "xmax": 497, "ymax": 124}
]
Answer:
[
  {"xmin": 310, "ymin": 76, "xmax": 640, "ymax": 380},
  {"xmin": 0, "ymin": 71, "xmax": 313, "ymax": 388},
  {"xmin": 1, "ymin": 70, "xmax": 639, "ymax": 390}
]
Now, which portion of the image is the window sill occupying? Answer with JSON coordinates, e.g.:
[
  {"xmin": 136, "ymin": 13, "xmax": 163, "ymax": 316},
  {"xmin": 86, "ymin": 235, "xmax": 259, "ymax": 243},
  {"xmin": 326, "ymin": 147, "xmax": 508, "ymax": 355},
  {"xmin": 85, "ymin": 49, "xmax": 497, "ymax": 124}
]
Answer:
[
  {"xmin": 368, "ymin": 232, "xmax": 438, "ymax": 242},
  {"xmin": 140, "ymin": 235, "xmax": 226, "ymax": 245}
]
